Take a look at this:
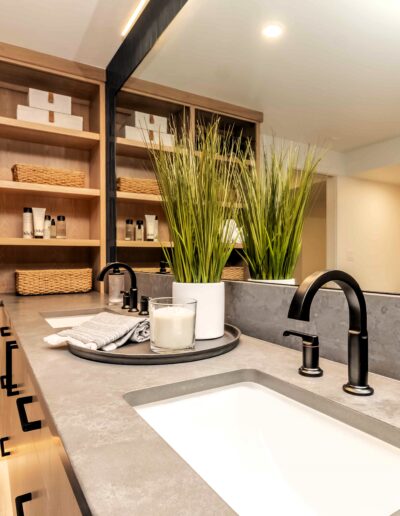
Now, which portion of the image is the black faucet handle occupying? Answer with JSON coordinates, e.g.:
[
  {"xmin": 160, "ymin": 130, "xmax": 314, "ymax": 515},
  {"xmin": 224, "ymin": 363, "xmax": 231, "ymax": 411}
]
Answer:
[
  {"xmin": 283, "ymin": 330, "xmax": 323, "ymax": 378},
  {"xmin": 283, "ymin": 330, "xmax": 318, "ymax": 344},
  {"xmin": 139, "ymin": 296, "xmax": 149, "ymax": 316},
  {"xmin": 121, "ymin": 291, "xmax": 130, "ymax": 310},
  {"xmin": 128, "ymin": 287, "xmax": 138, "ymax": 313}
]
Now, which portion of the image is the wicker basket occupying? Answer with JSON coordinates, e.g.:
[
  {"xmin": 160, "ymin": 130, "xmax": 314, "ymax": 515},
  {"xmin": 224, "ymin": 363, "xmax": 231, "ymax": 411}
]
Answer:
[
  {"xmin": 16, "ymin": 268, "xmax": 92, "ymax": 296},
  {"xmin": 222, "ymin": 267, "xmax": 247, "ymax": 281},
  {"xmin": 12, "ymin": 163, "xmax": 86, "ymax": 188},
  {"xmin": 117, "ymin": 176, "xmax": 160, "ymax": 196}
]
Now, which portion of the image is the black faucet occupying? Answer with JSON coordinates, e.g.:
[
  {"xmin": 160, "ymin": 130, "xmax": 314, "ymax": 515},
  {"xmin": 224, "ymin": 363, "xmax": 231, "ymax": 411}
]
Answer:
[
  {"xmin": 97, "ymin": 262, "xmax": 138, "ymax": 312},
  {"xmin": 287, "ymin": 270, "xmax": 374, "ymax": 396}
]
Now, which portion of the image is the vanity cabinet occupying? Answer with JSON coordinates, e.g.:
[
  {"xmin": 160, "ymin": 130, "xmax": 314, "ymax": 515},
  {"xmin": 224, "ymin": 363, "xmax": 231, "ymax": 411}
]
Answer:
[{"xmin": 0, "ymin": 308, "xmax": 82, "ymax": 515}]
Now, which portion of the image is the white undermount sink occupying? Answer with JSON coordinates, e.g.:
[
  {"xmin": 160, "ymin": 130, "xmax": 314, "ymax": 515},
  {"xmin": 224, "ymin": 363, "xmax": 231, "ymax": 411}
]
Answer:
[
  {"xmin": 43, "ymin": 310, "xmax": 107, "ymax": 328},
  {"xmin": 134, "ymin": 381, "xmax": 400, "ymax": 516}
]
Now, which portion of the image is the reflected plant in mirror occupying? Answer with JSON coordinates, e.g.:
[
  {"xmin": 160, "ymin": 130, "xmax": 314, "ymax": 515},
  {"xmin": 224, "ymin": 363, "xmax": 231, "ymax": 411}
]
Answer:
[{"xmin": 237, "ymin": 142, "xmax": 322, "ymax": 282}]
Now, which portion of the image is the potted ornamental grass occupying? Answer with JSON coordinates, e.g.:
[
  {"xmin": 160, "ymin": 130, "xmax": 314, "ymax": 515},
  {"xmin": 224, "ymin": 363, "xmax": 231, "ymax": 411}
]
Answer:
[
  {"xmin": 150, "ymin": 122, "xmax": 241, "ymax": 339},
  {"xmin": 237, "ymin": 141, "xmax": 322, "ymax": 283}
]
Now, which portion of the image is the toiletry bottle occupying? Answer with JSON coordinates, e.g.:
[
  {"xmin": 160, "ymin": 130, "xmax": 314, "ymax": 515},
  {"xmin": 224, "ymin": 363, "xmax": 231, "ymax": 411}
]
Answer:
[
  {"xmin": 22, "ymin": 207, "xmax": 33, "ymax": 239},
  {"xmin": 145, "ymin": 214, "xmax": 156, "ymax": 241},
  {"xmin": 125, "ymin": 219, "xmax": 134, "ymax": 240},
  {"xmin": 44, "ymin": 214, "xmax": 51, "ymax": 239},
  {"xmin": 154, "ymin": 215, "xmax": 159, "ymax": 241},
  {"xmin": 108, "ymin": 270, "xmax": 125, "ymax": 305},
  {"xmin": 50, "ymin": 218, "xmax": 56, "ymax": 238},
  {"xmin": 32, "ymin": 207, "xmax": 46, "ymax": 238},
  {"xmin": 56, "ymin": 215, "xmax": 66, "ymax": 239},
  {"xmin": 135, "ymin": 220, "xmax": 144, "ymax": 241}
]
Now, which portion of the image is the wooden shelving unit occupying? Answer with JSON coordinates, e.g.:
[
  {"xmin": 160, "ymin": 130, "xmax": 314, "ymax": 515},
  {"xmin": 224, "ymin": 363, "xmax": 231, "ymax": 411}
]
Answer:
[
  {"xmin": 114, "ymin": 78, "xmax": 262, "ymax": 270},
  {"xmin": 0, "ymin": 46, "xmax": 106, "ymax": 294},
  {"xmin": 0, "ymin": 45, "xmax": 259, "ymax": 294}
]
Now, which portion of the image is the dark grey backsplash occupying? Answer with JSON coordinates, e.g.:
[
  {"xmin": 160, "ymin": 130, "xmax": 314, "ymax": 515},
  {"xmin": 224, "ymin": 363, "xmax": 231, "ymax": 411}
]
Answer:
[{"xmin": 136, "ymin": 273, "xmax": 400, "ymax": 381}]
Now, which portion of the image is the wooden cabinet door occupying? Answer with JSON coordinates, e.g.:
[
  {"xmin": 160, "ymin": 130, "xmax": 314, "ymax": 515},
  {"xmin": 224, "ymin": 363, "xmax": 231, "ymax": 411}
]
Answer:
[
  {"xmin": 0, "ymin": 309, "xmax": 13, "ymax": 516},
  {"xmin": 7, "ymin": 339, "xmax": 46, "ymax": 516}
]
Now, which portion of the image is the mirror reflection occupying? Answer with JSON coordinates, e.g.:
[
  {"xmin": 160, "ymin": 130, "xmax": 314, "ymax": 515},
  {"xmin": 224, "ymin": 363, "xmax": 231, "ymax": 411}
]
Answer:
[{"xmin": 114, "ymin": 0, "xmax": 400, "ymax": 294}]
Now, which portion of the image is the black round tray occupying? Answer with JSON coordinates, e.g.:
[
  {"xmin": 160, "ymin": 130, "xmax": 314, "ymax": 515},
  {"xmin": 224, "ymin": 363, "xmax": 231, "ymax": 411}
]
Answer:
[{"xmin": 68, "ymin": 324, "xmax": 241, "ymax": 365}]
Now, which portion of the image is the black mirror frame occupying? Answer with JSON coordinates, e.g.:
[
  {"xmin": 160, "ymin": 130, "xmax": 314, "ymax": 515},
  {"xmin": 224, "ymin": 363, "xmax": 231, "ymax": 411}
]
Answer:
[{"xmin": 105, "ymin": 0, "xmax": 188, "ymax": 262}]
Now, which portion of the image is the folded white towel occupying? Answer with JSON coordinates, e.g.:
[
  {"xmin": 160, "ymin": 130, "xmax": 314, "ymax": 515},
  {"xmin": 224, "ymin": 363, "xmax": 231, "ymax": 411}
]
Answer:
[{"xmin": 44, "ymin": 312, "xmax": 150, "ymax": 351}]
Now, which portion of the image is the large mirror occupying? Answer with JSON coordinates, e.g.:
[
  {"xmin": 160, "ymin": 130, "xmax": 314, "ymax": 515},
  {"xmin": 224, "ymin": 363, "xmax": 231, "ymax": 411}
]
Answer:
[{"xmin": 112, "ymin": 0, "xmax": 400, "ymax": 294}]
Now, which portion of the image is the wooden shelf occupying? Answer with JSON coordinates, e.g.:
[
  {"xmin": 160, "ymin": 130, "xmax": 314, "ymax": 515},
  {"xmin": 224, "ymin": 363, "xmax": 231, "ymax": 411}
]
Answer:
[
  {"xmin": 0, "ymin": 180, "xmax": 100, "ymax": 199},
  {"xmin": 117, "ymin": 240, "xmax": 171, "ymax": 248},
  {"xmin": 0, "ymin": 116, "xmax": 100, "ymax": 150},
  {"xmin": 116, "ymin": 137, "xmax": 174, "ymax": 158},
  {"xmin": 116, "ymin": 191, "xmax": 162, "ymax": 204},
  {"xmin": 0, "ymin": 238, "xmax": 99, "ymax": 247},
  {"xmin": 115, "ymin": 137, "xmax": 253, "ymax": 166},
  {"xmin": 117, "ymin": 240, "xmax": 241, "ymax": 249}
]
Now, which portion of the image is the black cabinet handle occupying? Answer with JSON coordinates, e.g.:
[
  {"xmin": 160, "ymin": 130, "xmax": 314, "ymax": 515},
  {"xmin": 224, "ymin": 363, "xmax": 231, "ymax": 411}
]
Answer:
[
  {"xmin": 1, "ymin": 341, "xmax": 19, "ymax": 396},
  {"xmin": 0, "ymin": 436, "xmax": 10, "ymax": 457},
  {"xmin": 15, "ymin": 493, "xmax": 32, "ymax": 516},
  {"xmin": 0, "ymin": 375, "xmax": 7, "ymax": 389},
  {"xmin": 0, "ymin": 326, "xmax": 11, "ymax": 337},
  {"xmin": 16, "ymin": 396, "xmax": 41, "ymax": 432}
]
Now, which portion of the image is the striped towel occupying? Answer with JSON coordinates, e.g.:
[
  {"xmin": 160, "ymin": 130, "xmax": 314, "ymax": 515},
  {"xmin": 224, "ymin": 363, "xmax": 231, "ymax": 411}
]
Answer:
[{"xmin": 44, "ymin": 312, "xmax": 150, "ymax": 351}]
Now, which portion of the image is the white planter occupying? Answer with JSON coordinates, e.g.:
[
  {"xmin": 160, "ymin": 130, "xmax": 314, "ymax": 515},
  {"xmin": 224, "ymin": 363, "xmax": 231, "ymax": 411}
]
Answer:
[
  {"xmin": 248, "ymin": 278, "xmax": 296, "ymax": 285},
  {"xmin": 172, "ymin": 282, "xmax": 225, "ymax": 340}
]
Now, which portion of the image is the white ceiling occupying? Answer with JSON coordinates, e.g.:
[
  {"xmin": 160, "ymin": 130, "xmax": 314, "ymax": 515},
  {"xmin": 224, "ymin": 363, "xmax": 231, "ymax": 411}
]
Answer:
[
  {"xmin": 134, "ymin": 0, "xmax": 400, "ymax": 152},
  {"xmin": 0, "ymin": 0, "xmax": 138, "ymax": 68}
]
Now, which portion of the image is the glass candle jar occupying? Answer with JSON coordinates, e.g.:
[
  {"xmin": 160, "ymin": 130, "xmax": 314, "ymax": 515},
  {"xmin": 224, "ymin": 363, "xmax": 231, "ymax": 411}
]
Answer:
[{"xmin": 150, "ymin": 297, "xmax": 197, "ymax": 354}]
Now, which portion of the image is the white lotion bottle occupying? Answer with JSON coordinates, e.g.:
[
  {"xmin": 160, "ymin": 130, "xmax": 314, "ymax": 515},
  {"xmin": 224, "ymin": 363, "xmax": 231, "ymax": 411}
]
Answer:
[
  {"xmin": 145, "ymin": 214, "xmax": 156, "ymax": 241},
  {"xmin": 32, "ymin": 207, "xmax": 46, "ymax": 238}
]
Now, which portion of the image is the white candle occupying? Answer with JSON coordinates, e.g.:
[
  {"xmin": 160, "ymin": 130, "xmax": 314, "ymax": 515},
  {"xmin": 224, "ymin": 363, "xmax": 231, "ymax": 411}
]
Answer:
[{"xmin": 151, "ymin": 306, "xmax": 195, "ymax": 351}]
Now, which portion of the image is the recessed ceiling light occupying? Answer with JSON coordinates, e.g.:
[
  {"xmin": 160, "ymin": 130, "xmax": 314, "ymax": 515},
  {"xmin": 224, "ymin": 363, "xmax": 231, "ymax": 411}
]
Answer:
[
  {"xmin": 121, "ymin": 0, "xmax": 149, "ymax": 37},
  {"xmin": 262, "ymin": 24, "xmax": 284, "ymax": 39}
]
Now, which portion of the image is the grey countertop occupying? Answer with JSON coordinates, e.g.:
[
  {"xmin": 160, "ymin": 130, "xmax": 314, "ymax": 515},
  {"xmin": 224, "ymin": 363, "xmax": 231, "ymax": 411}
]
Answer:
[{"xmin": 2, "ymin": 292, "xmax": 400, "ymax": 515}]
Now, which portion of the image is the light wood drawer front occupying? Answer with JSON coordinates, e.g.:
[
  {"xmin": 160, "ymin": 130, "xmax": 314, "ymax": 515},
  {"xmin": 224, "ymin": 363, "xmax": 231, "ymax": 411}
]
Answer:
[{"xmin": 5, "ymin": 336, "xmax": 82, "ymax": 515}]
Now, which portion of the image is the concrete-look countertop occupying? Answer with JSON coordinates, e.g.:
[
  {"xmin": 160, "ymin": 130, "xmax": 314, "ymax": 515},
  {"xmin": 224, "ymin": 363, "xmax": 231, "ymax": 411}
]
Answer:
[{"xmin": 2, "ymin": 292, "xmax": 400, "ymax": 515}]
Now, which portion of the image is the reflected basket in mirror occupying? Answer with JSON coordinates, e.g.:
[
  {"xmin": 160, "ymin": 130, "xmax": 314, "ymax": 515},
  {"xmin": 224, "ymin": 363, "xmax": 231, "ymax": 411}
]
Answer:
[
  {"xmin": 117, "ymin": 176, "xmax": 160, "ymax": 196},
  {"xmin": 222, "ymin": 267, "xmax": 247, "ymax": 281},
  {"xmin": 12, "ymin": 163, "xmax": 85, "ymax": 188}
]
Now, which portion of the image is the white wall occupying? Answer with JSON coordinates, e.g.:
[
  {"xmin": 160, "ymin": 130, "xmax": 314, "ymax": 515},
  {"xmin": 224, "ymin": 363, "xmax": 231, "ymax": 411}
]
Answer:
[
  {"xmin": 327, "ymin": 176, "xmax": 400, "ymax": 292},
  {"xmin": 262, "ymin": 131, "xmax": 346, "ymax": 176}
]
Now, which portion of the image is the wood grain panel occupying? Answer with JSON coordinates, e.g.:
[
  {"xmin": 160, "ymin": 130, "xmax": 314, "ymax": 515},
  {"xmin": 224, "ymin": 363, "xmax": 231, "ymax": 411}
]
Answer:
[
  {"xmin": 123, "ymin": 78, "xmax": 264, "ymax": 123},
  {"xmin": 0, "ymin": 138, "xmax": 90, "ymax": 184},
  {"xmin": 117, "ymin": 200, "xmax": 169, "ymax": 242},
  {"xmin": 0, "ymin": 42, "xmax": 104, "ymax": 86},
  {"xmin": 0, "ymin": 193, "xmax": 91, "ymax": 239},
  {"xmin": 0, "ymin": 247, "xmax": 91, "ymax": 293}
]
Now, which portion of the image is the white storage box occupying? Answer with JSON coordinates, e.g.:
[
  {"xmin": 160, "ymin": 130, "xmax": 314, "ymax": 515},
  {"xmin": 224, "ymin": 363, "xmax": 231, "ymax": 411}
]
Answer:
[
  {"xmin": 28, "ymin": 88, "xmax": 72, "ymax": 114},
  {"xmin": 17, "ymin": 105, "xmax": 83, "ymax": 131},
  {"xmin": 134, "ymin": 111, "xmax": 168, "ymax": 133},
  {"xmin": 154, "ymin": 132, "xmax": 175, "ymax": 146},
  {"xmin": 122, "ymin": 126, "xmax": 175, "ymax": 147},
  {"xmin": 123, "ymin": 125, "xmax": 152, "ymax": 143}
]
